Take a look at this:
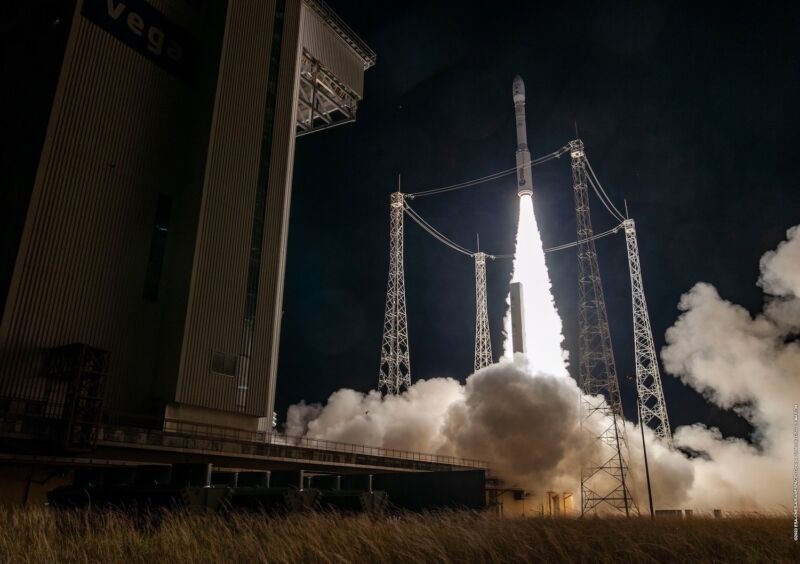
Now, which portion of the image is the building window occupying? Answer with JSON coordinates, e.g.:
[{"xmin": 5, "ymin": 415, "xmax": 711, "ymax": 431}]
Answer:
[
  {"xmin": 143, "ymin": 194, "xmax": 172, "ymax": 300},
  {"xmin": 211, "ymin": 351, "xmax": 238, "ymax": 377}
]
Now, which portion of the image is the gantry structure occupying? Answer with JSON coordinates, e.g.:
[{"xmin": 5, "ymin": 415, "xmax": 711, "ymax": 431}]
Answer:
[{"xmin": 376, "ymin": 137, "xmax": 672, "ymax": 518}]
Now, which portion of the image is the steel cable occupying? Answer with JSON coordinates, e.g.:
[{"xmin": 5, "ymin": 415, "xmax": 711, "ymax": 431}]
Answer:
[
  {"xmin": 490, "ymin": 223, "xmax": 623, "ymax": 259},
  {"xmin": 403, "ymin": 203, "xmax": 474, "ymax": 256},
  {"xmin": 406, "ymin": 145, "xmax": 571, "ymax": 199},
  {"xmin": 584, "ymin": 155, "xmax": 626, "ymax": 222}
]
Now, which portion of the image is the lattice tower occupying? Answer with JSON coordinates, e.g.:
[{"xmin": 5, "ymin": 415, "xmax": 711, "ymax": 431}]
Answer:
[
  {"xmin": 624, "ymin": 218, "xmax": 672, "ymax": 445},
  {"xmin": 473, "ymin": 252, "xmax": 493, "ymax": 371},
  {"xmin": 378, "ymin": 192, "xmax": 411, "ymax": 394},
  {"xmin": 570, "ymin": 139, "xmax": 638, "ymax": 516}
]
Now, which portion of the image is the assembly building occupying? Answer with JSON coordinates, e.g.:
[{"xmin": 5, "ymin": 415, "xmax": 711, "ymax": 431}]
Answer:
[{"xmin": 1, "ymin": 0, "xmax": 374, "ymax": 443}]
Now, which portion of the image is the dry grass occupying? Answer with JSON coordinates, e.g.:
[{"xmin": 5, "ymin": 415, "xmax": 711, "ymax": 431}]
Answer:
[{"xmin": 0, "ymin": 507, "xmax": 795, "ymax": 563}]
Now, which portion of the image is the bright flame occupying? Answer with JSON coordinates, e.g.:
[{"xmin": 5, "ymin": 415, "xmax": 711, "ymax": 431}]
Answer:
[{"xmin": 503, "ymin": 194, "xmax": 568, "ymax": 376}]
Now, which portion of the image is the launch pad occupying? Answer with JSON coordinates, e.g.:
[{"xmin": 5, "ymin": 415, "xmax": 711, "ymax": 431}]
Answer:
[{"xmin": 376, "ymin": 76, "xmax": 673, "ymax": 517}]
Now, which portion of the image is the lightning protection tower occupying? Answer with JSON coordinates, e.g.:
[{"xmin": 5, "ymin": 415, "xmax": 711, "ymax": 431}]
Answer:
[
  {"xmin": 624, "ymin": 218, "xmax": 672, "ymax": 445},
  {"xmin": 570, "ymin": 139, "xmax": 637, "ymax": 517},
  {"xmin": 473, "ymin": 251, "xmax": 493, "ymax": 371},
  {"xmin": 379, "ymin": 191, "xmax": 411, "ymax": 394}
]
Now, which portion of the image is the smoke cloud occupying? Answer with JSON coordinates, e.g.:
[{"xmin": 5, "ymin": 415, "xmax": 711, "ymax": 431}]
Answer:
[
  {"xmin": 651, "ymin": 224, "xmax": 800, "ymax": 510},
  {"xmin": 287, "ymin": 225, "xmax": 800, "ymax": 513},
  {"xmin": 288, "ymin": 355, "xmax": 595, "ymax": 494}
]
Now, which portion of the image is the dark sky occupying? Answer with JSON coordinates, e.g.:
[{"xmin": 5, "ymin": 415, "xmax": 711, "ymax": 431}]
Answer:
[{"xmin": 277, "ymin": 0, "xmax": 800, "ymax": 439}]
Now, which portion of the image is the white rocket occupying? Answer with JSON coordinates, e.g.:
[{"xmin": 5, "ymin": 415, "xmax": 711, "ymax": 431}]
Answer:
[
  {"xmin": 512, "ymin": 75, "xmax": 533, "ymax": 197},
  {"xmin": 510, "ymin": 76, "xmax": 530, "ymax": 356}
]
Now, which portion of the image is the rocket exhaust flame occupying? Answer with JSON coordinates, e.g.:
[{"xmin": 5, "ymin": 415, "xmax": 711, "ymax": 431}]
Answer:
[{"xmin": 503, "ymin": 197, "xmax": 569, "ymax": 377}]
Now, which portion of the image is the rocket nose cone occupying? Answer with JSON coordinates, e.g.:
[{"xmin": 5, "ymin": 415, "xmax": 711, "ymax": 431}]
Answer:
[{"xmin": 512, "ymin": 75, "xmax": 525, "ymax": 102}]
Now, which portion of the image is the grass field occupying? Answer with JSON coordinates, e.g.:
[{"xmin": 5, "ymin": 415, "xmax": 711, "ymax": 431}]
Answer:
[{"xmin": 0, "ymin": 508, "xmax": 795, "ymax": 563}]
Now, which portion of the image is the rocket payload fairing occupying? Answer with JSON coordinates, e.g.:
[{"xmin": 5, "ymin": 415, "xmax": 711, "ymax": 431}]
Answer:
[{"xmin": 513, "ymin": 75, "xmax": 533, "ymax": 197}]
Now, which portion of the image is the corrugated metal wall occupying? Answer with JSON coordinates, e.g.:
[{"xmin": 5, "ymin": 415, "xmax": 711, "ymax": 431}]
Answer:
[
  {"xmin": 1, "ymin": 0, "xmax": 368, "ymax": 427},
  {"xmin": 300, "ymin": 4, "xmax": 365, "ymax": 98},
  {"xmin": 0, "ymin": 0, "xmax": 221, "ymax": 420},
  {"xmin": 175, "ymin": 0, "xmax": 303, "ymax": 418}
]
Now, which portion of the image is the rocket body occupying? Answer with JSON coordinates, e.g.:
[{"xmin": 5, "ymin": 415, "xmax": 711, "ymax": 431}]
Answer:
[{"xmin": 513, "ymin": 75, "xmax": 533, "ymax": 197}]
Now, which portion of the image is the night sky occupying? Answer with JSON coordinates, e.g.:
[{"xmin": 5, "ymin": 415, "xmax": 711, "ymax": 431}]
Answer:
[{"xmin": 277, "ymin": 0, "xmax": 800, "ymax": 440}]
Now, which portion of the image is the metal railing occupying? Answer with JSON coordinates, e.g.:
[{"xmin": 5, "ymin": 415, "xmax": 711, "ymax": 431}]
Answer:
[
  {"xmin": 0, "ymin": 402, "xmax": 489, "ymax": 470},
  {"xmin": 98, "ymin": 418, "xmax": 488, "ymax": 470}
]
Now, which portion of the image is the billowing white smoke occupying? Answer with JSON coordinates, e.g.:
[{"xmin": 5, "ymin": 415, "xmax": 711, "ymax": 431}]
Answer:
[
  {"xmin": 287, "ymin": 203, "xmax": 799, "ymax": 511},
  {"xmin": 286, "ymin": 378, "xmax": 464, "ymax": 455},
  {"xmin": 288, "ymin": 355, "xmax": 593, "ymax": 493},
  {"xmin": 642, "ymin": 224, "xmax": 800, "ymax": 510}
]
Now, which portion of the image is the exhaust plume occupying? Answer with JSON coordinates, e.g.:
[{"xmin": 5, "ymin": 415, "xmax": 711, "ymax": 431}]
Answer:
[{"xmin": 502, "ymin": 194, "xmax": 568, "ymax": 376}]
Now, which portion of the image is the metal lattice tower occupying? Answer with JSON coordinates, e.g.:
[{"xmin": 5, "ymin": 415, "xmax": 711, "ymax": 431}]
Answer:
[
  {"xmin": 473, "ymin": 251, "xmax": 493, "ymax": 371},
  {"xmin": 379, "ymin": 192, "xmax": 411, "ymax": 394},
  {"xmin": 570, "ymin": 139, "xmax": 637, "ymax": 517},
  {"xmin": 624, "ymin": 218, "xmax": 672, "ymax": 445}
]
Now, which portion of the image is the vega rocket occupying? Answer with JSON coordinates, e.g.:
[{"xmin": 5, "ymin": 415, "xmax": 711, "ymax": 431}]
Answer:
[{"xmin": 512, "ymin": 75, "xmax": 533, "ymax": 197}]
